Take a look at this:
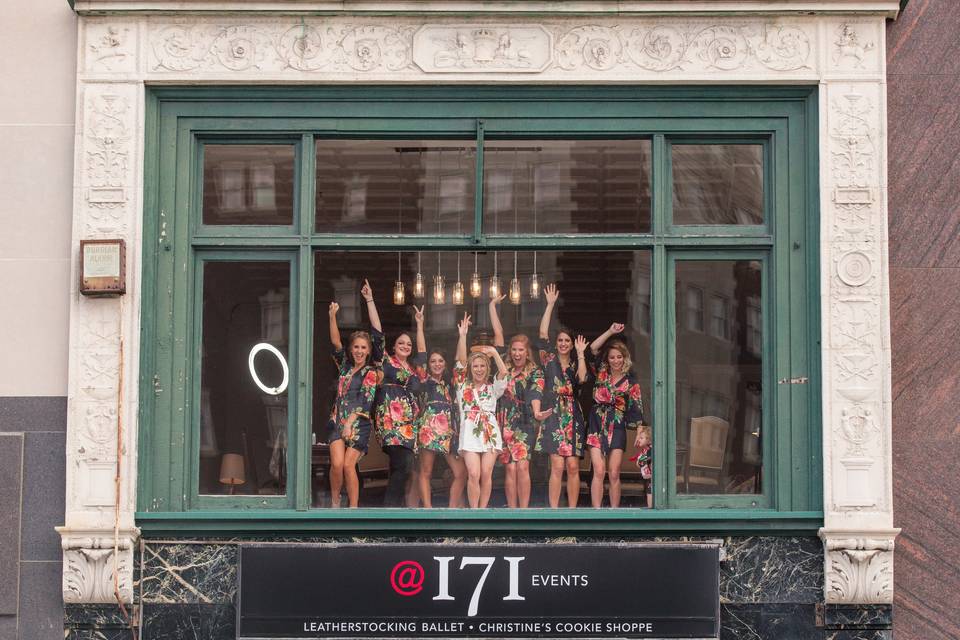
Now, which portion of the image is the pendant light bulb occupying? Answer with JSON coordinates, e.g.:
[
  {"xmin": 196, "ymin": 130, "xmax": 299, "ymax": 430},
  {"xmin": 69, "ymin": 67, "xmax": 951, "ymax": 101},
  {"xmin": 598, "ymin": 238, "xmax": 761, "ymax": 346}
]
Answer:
[
  {"xmin": 529, "ymin": 273, "xmax": 540, "ymax": 300},
  {"xmin": 509, "ymin": 277, "xmax": 522, "ymax": 305},
  {"xmin": 413, "ymin": 272, "xmax": 425, "ymax": 299},
  {"xmin": 452, "ymin": 281, "xmax": 464, "ymax": 305},
  {"xmin": 433, "ymin": 274, "xmax": 445, "ymax": 305},
  {"xmin": 489, "ymin": 275, "xmax": 501, "ymax": 299},
  {"xmin": 393, "ymin": 280, "xmax": 406, "ymax": 305},
  {"xmin": 469, "ymin": 252, "xmax": 482, "ymax": 298}
]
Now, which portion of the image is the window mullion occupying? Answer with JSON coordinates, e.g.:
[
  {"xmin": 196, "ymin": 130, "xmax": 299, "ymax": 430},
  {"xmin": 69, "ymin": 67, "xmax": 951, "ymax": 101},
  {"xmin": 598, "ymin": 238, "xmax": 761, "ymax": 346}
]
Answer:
[
  {"xmin": 652, "ymin": 243, "xmax": 670, "ymax": 509},
  {"xmin": 473, "ymin": 119, "xmax": 485, "ymax": 244},
  {"xmin": 294, "ymin": 246, "xmax": 313, "ymax": 510},
  {"xmin": 300, "ymin": 133, "xmax": 316, "ymax": 237}
]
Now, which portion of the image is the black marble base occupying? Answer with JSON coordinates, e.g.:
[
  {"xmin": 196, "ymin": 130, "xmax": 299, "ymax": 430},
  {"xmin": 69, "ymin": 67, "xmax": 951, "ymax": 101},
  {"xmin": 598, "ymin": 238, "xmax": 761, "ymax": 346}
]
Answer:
[{"xmin": 60, "ymin": 536, "xmax": 893, "ymax": 640}]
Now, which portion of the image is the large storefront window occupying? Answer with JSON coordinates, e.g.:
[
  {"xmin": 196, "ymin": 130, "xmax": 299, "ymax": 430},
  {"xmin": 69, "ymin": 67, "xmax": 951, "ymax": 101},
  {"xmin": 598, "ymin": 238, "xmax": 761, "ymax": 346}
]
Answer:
[{"xmin": 139, "ymin": 88, "xmax": 819, "ymax": 528}]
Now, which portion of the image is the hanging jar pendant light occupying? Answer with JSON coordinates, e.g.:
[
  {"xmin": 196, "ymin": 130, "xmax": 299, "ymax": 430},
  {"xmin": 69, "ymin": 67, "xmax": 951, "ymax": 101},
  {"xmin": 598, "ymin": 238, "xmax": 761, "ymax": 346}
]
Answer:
[
  {"xmin": 509, "ymin": 251, "xmax": 521, "ymax": 305},
  {"xmin": 452, "ymin": 252, "xmax": 465, "ymax": 305},
  {"xmin": 433, "ymin": 251, "xmax": 445, "ymax": 304},
  {"xmin": 413, "ymin": 251, "xmax": 425, "ymax": 299},
  {"xmin": 530, "ymin": 251, "xmax": 540, "ymax": 300},
  {"xmin": 489, "ymin": 251, "xmax": 501, "ymax": 298},
  {"xmin": 469, "ymin": 252, "xmax": 482, "ymax": 298},
  {"xmin": 393, "ymin": 252, "xmax": 405, "ymax": 305}
]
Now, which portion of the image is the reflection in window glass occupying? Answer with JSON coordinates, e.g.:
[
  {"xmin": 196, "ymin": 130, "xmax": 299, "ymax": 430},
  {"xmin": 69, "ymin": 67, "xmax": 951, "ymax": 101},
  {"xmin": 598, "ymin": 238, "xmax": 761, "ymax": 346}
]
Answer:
[
  {"xmin": 311, "ymin": 250, "xmax": 651, "ymax": 508},
  {"xmin": 686, "ymin": 287, "xmax": 704, "ymax": 332},
  {"xmin": 675, "ymin": 260, "xmax": 762, "ymax": 495},
  {"xmin": 315, "ymin": 140, "xmax": 476, "ymax": 235},
  {"xmin": 199, "ymin": 261, "xmax": 291, "ymax": 496},
  {"xmin": 483, "ymin": 140, "xmax": 652, "ymax": 235},
  {"xmin": 672, "ymin": 144, "xmax": 763, "ymax": 225},
  {"xmin": 202, "ymin": 145, "xmax": 295, "ymax": 225}
]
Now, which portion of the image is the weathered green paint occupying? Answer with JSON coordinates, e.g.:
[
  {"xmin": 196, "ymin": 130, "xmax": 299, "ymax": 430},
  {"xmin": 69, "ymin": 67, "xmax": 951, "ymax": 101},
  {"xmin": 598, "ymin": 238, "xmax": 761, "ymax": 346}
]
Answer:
[{"xmin": 140, "ymin": 85, "xmax": 821, "ymax": 533}]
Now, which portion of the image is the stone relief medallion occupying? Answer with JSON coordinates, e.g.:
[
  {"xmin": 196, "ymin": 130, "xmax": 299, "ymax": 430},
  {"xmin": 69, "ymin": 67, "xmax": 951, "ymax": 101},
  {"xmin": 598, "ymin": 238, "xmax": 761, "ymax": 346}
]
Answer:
[
  {"xmin": 556, "ymin": 26, "xmax": 623, "ymax": 71},
  {"xmin": 837, "ymin": 250, "xmax": 874, "ymax": 287},
  {"xmin": 413, "ymin": 25, "xmax": 552, "ymax": 72}
]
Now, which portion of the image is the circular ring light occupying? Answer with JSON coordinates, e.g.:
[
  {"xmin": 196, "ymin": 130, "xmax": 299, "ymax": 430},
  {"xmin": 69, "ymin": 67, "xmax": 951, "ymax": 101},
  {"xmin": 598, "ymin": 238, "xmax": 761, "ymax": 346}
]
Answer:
[{"xmin": 247, "ymin": 343, "xmax": 289, "ymax": 395}]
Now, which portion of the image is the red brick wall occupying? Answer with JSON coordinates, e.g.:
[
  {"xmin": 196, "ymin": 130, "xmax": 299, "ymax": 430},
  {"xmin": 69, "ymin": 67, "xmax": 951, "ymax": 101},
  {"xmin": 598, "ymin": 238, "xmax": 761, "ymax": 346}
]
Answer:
[{"xmin": 887, "ymin": 2, "xmax": 960, "ymax": 638}]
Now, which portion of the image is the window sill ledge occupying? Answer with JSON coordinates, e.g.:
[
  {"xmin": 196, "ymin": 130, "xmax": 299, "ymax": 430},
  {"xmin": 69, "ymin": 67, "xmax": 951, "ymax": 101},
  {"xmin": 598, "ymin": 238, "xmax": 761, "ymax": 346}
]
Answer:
[{"xmin": 136, "ymin": 509, "xmax": 823, "ymax": 536}]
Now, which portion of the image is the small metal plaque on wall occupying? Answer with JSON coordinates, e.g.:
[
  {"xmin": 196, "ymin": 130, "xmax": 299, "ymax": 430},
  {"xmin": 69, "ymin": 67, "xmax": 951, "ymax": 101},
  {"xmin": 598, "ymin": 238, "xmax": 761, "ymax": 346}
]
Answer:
[
  {"xmin": 237, "ymin": 543, "xmax": 720, "ymax": 639},
  {"xmin": 80, "ymin": 239, "xmax": 125, "ymax": 296}
]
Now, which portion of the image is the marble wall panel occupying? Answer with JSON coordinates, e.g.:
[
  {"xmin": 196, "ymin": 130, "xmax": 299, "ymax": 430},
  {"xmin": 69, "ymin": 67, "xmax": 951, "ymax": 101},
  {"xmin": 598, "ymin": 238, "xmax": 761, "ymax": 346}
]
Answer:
[{"xmin": 139, "ymin": 544, "xmax": 237, "ymax": 604}]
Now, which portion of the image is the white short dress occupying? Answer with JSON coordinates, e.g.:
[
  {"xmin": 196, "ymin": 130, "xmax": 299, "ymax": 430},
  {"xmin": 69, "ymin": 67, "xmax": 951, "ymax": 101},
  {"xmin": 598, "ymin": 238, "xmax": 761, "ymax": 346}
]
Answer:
[{"xmin": 454, "ymin": 362, "xmax": 508, "ymax": 454}]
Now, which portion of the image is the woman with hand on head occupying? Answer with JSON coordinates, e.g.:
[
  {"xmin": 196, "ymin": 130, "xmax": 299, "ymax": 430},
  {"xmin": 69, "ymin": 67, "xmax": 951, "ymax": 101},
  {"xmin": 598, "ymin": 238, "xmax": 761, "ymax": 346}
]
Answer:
[
  {"xmin": 326, "ymin": 294, "xmax": 381, "ymax": 508},
  {"xmin": 364, "ymin": 280, "xmax": 420, "ymax": 508},
  {"xmin": 489, "ymin": 295, "xmax": 551, "ymax": 509},
  {"xmin": 584, "ymin": 323, "xmax": 645, "ymax": 508},
  {"xmin": 537, "ymin": 283, "xmax": 589, "ymax": 508},
  {"xmin": 454, "ymin": 313, "xmax": 509, "ymax": 509},
  {"xmin": 410, "ymin": 305, "xmax": 467, "ymax": 508}
]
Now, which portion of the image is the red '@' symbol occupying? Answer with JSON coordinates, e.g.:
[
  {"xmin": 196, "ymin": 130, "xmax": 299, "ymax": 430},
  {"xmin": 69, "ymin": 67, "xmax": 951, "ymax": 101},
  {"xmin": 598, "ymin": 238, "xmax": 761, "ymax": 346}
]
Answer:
[{"xmin": 390, "ymin": 560, "xmax": 425, "ymax": 596}]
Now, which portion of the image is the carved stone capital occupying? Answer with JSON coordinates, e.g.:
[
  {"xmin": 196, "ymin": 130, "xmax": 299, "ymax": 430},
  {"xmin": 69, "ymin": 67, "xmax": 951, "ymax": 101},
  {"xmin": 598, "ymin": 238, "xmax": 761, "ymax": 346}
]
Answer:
[
  {"xmin": 819, "ymin": 528, "xmax": 900, "ymax": 604},
  {"xmin": 58, "ymin": 528, "xmax": 140, "ymax": 603}
]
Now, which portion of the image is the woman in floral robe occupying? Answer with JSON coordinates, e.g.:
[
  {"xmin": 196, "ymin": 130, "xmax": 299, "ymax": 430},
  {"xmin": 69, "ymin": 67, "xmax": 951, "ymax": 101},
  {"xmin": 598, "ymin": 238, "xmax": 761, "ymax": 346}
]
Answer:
[
  {"xmin": 326, "ymin": 291, "xmax": 381, "ymax": 508},
  {"xmin": 410, "ymin": 306, "xmax": 467, "ymax": 508},
  {"xmin": 454, "ymin": 313, "xmax": 508, "ymax": 509},
  {"xmin": 585, "ymin": 323, "xmax": 645, "ymax": 508},
  {"xmin": 536, "ymin": 283, "xmax": 590, "ymax": 508},
  {"xmin": 365, "ymin": 285, "xmax": 420, "ymax": 508},
  {"xmin": 489, "ymin": 296, "xmax": 551, "ymax": 509}
]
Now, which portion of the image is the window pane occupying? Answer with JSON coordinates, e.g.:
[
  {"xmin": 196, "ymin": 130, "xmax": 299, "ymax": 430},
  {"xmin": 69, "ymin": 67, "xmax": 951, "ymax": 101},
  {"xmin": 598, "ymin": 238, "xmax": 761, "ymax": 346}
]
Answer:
[
  {"xmin": 482, "ymin": 140, "xmax": 652, "ymax": 235},
  {"xmin": 675, "ymin": 260, "xmax": 762, "ymax": 495},
  {"xmin": 199, "ymin": 261, "xmax": 291, "ymax": 496},
  {"xmin": 202, "ymin": 145, "xmax": 295, "ymax": 225},
  {"xmin": 311, "ymin": 250, "xmax": 651, "ymax": 508},
  {"xmin": 315, "ymin": 140, "xmax": 476, "ymax": 234},
  {"xmin": 672, "ymin": 144, "xmax": 763, "ymax": 225}
]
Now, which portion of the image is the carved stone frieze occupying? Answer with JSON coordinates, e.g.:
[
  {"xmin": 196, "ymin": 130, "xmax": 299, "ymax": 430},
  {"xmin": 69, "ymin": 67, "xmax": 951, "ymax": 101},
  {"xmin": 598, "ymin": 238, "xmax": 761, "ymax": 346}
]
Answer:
[
  {"xmin": 828, "ymin": 21, "xmax": 881, "ymax": 74},
  {"xmin": 60, "ymin": 531, "xmax": 138, "ymax": 604},
  {"xmin": 143, "ymin": 18, "xmax": 818, "ymax": 79},
  {"xmin": 820, "ymin": 533, "xmax": 898, "ymax": 604},
  {"xmin": 85, "ymin": 21, "xmax": 138, "ymax": 74}
]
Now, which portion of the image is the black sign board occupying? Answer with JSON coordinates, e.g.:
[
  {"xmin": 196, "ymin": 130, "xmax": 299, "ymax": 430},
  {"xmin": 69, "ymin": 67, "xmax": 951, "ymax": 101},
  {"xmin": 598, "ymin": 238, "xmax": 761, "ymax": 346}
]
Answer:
[{"xmin": 238, "ymin": 543, "xmax": 719, "ymax": 639}]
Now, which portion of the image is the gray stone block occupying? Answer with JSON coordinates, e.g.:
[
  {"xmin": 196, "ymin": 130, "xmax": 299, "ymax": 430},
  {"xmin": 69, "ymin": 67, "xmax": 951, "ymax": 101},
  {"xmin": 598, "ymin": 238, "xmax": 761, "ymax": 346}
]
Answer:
[
  {"xmin": 18, "ymin": 561, "xmax": 63, "ymax": 640},
  {"xmin": 0, "ymin": 398, "xmax": 67, "ymax": 433},
  {"xmin": 0, "ymin": 434, "xmax": 23, "ymax": 615},
  {"xmin": 20, "ymin": 432, "xmax": 65, "ymax": 562}
]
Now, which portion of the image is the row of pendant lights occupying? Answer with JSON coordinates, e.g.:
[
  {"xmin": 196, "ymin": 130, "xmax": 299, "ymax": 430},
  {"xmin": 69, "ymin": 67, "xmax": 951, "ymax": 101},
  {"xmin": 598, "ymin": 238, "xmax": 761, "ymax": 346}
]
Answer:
[{"xmin": 393, "ymin": 251, "xmax": 541, "ymax": 306}]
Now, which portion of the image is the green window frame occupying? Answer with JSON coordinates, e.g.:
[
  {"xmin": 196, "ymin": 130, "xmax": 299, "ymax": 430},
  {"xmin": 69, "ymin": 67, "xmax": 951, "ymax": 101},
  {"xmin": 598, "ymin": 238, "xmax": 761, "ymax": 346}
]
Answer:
[{"xmin": 138, "ymin": 86, "xmax": 821, "ymax": 535}]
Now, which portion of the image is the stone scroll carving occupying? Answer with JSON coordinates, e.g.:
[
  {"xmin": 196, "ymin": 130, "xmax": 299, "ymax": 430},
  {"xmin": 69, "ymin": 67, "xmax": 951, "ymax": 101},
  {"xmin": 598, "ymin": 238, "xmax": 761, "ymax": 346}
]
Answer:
[
  {"xmin": 60, "ymin": 532, "xmax": 138, "ymax": 604},
  {"xmin": 823, "ymin": 536, "xmax": 895, "ymax": 604}
]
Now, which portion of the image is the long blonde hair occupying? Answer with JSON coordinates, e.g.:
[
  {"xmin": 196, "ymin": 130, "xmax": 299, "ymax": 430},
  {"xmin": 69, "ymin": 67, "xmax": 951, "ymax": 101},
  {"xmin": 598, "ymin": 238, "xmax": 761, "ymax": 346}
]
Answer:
[
  {"xmin": 466, "ymin": 351, "xmax": 491, "ymax": 387},
  {"xmin": 605, "ymin": 339, "xmax": 632, "ymax": 374},
  {"xmin": 507, "ymin": 334, "xmax": 536, "ymax": 377}
]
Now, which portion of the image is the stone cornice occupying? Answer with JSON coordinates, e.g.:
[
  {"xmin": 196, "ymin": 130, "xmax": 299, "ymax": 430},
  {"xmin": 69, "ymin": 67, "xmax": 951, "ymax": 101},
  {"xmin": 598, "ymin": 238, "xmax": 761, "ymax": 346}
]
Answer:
[{"xmin": 72, "ymin": 1, "xmax": 903, "ymax": 19}]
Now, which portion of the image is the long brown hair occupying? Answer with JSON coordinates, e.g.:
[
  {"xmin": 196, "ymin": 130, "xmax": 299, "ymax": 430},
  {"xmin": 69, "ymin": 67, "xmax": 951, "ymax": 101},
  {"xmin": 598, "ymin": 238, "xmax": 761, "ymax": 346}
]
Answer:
[
  {"xmin": 507, "ymin": 334, "xmax": 536, "ymax": 377},
  {"xmin": 347, "ymin": 331, "xmax": 374, "ymax": 367}
]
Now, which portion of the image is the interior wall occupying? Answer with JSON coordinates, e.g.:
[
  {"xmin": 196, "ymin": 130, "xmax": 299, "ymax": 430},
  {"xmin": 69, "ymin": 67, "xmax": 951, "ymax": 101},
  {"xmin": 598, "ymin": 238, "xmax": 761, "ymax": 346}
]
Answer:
[{"xmin": 887, "ymin": 1, "xmax": 960, "ymax": 638}]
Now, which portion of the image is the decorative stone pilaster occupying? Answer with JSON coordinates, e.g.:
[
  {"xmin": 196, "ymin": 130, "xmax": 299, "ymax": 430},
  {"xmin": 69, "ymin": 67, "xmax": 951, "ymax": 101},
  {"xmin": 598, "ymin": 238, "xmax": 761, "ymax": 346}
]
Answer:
[{"xmin": 64, "ymin": 3, "xmax": 901, "ymax": 606}]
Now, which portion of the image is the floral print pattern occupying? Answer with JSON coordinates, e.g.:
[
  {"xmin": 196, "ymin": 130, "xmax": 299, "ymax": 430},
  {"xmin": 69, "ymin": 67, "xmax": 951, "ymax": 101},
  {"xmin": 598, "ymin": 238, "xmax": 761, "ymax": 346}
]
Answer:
[
  {"xmin": 374, "ymin": 332, "xmax": 420, "ymax": 450},
  {"xmin": 536, "ymin": 337, "xmax": 585, "ymax": 458},
  {"xmin": 327, "ymin": 343, "xmax": 380, "ymax": 454},
  {"xmin": 497, "ymin": 358, "xmax": 545, "ymax": 464},
  {"xmin": 585, "ymin": 354, "xmax": 644, "ymax": 455},
  {"xmin": 412, "ymin": 354, "xmax": 459, "ymax": 454},
  {"xmin": 454, "ymin": 363, "xmax": 508, "ymax": 453}
]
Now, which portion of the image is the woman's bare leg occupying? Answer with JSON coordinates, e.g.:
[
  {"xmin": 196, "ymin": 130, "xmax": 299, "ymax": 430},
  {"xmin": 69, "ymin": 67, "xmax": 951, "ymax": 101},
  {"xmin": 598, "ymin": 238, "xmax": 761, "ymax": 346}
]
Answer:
[
  {"xmin": 564, "ymin": 456, "xmax": 581, "ymax": 508},
  {"xmin": 343, "ymin": 446, "xmax": 363, "ymax": 508},
  {"xmin": 607, "ymin": 449, "xmax": 624, "ymax": 508},
  {"xmin": 418, "ymin": 451, "xmax": 436, "ymax": 508},
  {"xmin": 479, "ymin": 452, "xmax": 497, "ymax": 508},
  {"xmin": 503, "ymin": 462, "xmax": 517, "ymax": 508},
  {"xmin": 446, "ymin": 453, "xmax": 467, "ymax": 508},
  {"xmin": 328, "ymin": 440, "xmax": 346, "ymax": 508},
  {"xmin": 463, "ymin": 452, "xmax": 482, "ymax": 509},
  {"xmin": 548, "ymin": 454, "xmax": 564, "ymax": 508},
  {"xmin": 588, "ymin": 446, "xmax": 606, "ymax": 508},
  {"xmin": 517, "ymin": 459, "xmax": 532, "ymax": 509}
]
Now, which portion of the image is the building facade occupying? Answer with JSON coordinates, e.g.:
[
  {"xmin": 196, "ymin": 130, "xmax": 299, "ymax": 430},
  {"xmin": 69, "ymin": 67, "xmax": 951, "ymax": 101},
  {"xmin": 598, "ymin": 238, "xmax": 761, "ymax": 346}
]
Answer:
[{"xmin": 1, "ymin": 0, "xmax": 957, "ymax": 639}]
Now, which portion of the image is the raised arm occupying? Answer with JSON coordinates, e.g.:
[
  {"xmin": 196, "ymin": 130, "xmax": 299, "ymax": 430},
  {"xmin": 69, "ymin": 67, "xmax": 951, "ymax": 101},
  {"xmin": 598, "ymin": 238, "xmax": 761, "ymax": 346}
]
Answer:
[
  {"xmin": 488, "ymin": 294, "xmax": 507, "ymax": 347},
  {"xmin": 539, "ymin": 283, "xmax": 559, "ymax": 340},
  {"xmin": 482, "ymin": 346, "xmax": 508, "ymax": 379},
  {"xmin": 361, "ymin": 278, "xmax": 382, "ymax": 334},
  {"xmin": 328, "ymin": 302, "xmax": 342, "ymax": 351},
  {"xmin": 590, "ymin": 322, "xmax": 625, "ymax": 355},
  {"xmin": 574, "ymin": 334, "xmax": 588, "ymax": 383},
  {"xmin": 456, "ymin": 312, "xmax": 471, "ymax": 367},
  {"xmin": 414, "ymin": 305, "xmax": 426, "ymax": 353}
]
